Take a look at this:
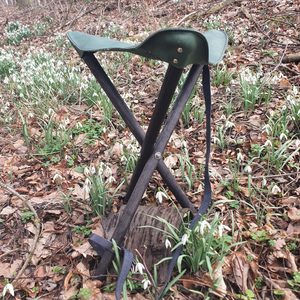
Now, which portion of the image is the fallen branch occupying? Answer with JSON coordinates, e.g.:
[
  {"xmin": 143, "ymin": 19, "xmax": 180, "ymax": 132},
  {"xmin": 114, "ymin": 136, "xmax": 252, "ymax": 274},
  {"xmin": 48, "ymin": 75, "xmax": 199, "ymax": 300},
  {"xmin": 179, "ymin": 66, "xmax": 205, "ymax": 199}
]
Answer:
[
  {"xmin": 0, "ymin": 249, "xmax": 20, "ymax": 260},
  {"xmin": 0, "ymin": 181, "xmax": 41, "ymax": 283},
  {"xmin": 270, "ymin": 44, "xmax": 287, "ymax": 74},
  {"xmin": 177, "ymin": 0, "xmax": 240, "ymax": 26},
  {"xmin": 251, "ymin": 171, "xmax": 299, "ymax": 180},
  {"xmin": 282, "ymin": 52, "xmax": 300, "ymax": 63}
]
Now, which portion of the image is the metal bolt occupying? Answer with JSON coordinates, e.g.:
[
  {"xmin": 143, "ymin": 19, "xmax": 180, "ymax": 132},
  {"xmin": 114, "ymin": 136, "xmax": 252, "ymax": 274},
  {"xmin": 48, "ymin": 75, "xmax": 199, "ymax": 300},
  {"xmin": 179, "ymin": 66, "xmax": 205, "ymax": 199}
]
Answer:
[
  {"xmin": 173, "ymin": 58, "xmax": 178, "ymax": 64},
  {"xmin": 177, "ymin": 47, "xmax": 183, "ymax": 53},
  {"xmin": 154, "ymin": 152, "xmax": 162, "ymax": 160}
]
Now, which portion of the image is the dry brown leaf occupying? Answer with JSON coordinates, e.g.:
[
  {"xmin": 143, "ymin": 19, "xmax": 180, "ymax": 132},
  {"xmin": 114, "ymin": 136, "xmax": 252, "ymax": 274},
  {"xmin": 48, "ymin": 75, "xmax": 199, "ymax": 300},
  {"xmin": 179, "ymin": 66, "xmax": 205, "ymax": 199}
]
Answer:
[
  {"xmin": 274, "ymin": 238, "xmax": 286, "ymax": 251},
  {"xmin": 287, "ymin": 222, "xmax": 300, "ymax": 234},
  {"xmin": 72, "ymin": 184, "xmax": 87, "ymax": 200},
  {"xmin": 0, "ymin": 259, "xmax": 22, "ymax": 277},
  {"xmin": 164, "ymin": 154, "xmax": 178, "ymax": 169},
  {"xmin": 30, "ymin": 191, "xmax": 62, "ymax": 204},
  {"xmin": 265, "ymin": 277, "xmax": 299, "ymax": 300},
  {"xmin": 82, "ymin": 280, "xmax": 103, "ymax": 300},
  {"xmin": 32, "ymin": 232, "xmax": 55, "ymax": 265},
  {"xmin": 34, "ymin": 265, "xmax": 48, "ymax": 278},
  {"xmin": 0, "ymin": 190, "xmax": 9, "ymax": 204},
  {"xmin": 75, "ymin": 262, "xmax": 90, "ymax": 278},
  {"xmin": 110, "ymin": 142, "xmax": 124, "ymax": 157},
  {"xmin": 278, "ymin": 78, "xmax": 292, "ymax": 89},
  {"xmin": 63, "ymin": 285, "xmax": 78, "ymax": 300},
  {"xmin": 72, "ymin": 241, "xmax": 94, "ymax": 258},
  {"xmin": 74, "ymin": 133, "xmax": 87, "ymax": 146},
  {"xmin": 213, "ymin": 262, "xmax": 227, "ymax": 297},
  {"xmin": 232, "ymin": 252, "xmax": 249, "ymax": 292},
  {"xmin": 281, "ymin": 196, "xmax": 298, "ymax": 206},
  {"xmin": 25, "ymin": 222, "xmax": 38, "ymax": 235},
  {"xmin": 0, "ymin": 206, "xmax": 17, "ymax": 215},
  {"xmin": 288, "ymin": 207, "xmax": 300, "ymax": 221}
]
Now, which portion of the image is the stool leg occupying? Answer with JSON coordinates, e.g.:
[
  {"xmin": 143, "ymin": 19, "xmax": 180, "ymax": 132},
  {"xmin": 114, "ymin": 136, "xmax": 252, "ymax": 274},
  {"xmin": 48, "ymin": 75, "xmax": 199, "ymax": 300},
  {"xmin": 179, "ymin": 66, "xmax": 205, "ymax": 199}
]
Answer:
[
  {"xmin": 94, "ymin": 64, "xmax": 203, "ymax": 277},
  {"xmin": 125, "ymin": 64, "xmax": 182, "ymax": 202},
  {"xmin": 82, "ymin": 53, "xmax": 197, "ymax": 212}
]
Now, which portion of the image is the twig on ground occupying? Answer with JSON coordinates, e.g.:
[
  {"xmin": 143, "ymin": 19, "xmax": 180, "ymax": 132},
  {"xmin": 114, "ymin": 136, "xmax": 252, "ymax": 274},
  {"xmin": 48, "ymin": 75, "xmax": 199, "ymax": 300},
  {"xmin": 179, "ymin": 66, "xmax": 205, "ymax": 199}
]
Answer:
[
  {"xmin": 251, "ymin": 171, "xmax": 299, "ymax": 180},
  {"xmin": 270, "ymin": 44, "xmax": 288, "ymax": 74},
  {"xmin": 0, "ymin": 249, "xmax": 20, "ymax": 260},
  {"xmin": 0, "ymin": 181, "xmax": 41, "ymax": 283}
]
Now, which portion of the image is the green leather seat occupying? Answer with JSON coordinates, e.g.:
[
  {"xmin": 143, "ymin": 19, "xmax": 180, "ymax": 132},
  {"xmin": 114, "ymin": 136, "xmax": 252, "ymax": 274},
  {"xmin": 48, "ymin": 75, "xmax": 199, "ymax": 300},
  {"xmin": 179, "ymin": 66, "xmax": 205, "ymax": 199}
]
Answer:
[{"xmin": 67, "ymin": 28, "xmax": 227, "ymax": 68}]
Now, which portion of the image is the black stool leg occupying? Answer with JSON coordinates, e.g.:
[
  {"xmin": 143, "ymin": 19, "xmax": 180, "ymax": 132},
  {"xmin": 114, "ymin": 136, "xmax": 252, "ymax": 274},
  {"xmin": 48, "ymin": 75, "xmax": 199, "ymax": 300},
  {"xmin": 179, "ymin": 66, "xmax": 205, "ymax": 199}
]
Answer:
[{"xmin": 125, "ymin": 64, "xmax": 182, "ymax": 202}]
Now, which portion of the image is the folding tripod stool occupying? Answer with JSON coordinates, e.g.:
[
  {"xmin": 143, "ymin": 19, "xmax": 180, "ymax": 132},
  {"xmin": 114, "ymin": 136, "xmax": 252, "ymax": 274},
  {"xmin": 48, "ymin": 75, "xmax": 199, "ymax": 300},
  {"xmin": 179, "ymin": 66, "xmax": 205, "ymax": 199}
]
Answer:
[{"xmin": 67, "ymin": 28, "xmax": 227, "ymax": 299}]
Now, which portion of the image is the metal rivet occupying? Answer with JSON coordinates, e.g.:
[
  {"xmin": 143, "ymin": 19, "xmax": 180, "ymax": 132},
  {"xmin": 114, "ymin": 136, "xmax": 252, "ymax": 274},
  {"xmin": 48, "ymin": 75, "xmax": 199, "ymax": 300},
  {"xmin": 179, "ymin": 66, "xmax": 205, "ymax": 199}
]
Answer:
[
  {"xmin": 154, "ymin": 152, "xmax": 162, "ymax": 160},
  {"xmin": 173, "ymin": 58, "xmax": 178, "ymax": 64},
  {"xmin": 177, "ymin": 47, "xmax": 183, "ymax": 53}
]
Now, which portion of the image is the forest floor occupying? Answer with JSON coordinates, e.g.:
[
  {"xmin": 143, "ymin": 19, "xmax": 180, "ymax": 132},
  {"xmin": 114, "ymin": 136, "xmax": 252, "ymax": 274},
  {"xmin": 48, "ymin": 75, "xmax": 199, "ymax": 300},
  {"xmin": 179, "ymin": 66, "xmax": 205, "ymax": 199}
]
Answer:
[{"xmin": 0, "ymin": 0, "xmax": 299, "ymax": 299}]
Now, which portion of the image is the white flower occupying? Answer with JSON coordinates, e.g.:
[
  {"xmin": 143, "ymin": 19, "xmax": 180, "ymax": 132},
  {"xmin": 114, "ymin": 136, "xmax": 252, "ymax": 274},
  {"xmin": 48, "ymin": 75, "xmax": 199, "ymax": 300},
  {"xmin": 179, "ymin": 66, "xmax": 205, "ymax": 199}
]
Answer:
[
  {"xmin": 271, "ymin": 184, "xmax": 281, "ymax": 195},
  {"xmin": 53, "ymin": 173, "xmax": 63, "ymax": 184},
  {"xmin": 218, "ymin": 224, "xmax": 231, "ymax": 237},
  {"xmin": 237, "ymin": 152, "xmax": 244, "ymax": 162},
  {"xmin": 83, "ymin": 167, "xmax": 90, "ymax": 176},
  {"xmin": 244, "ymin": 165, "xmax": 252, "ymax": 174},
  {"xmin": 165, "ymin": 238, "xmax": 172, "ymax": 249},
  {"xmin": 155, "ymin": 190, "xmax": 168, "ymax": 204},
  {"xmin": 2, "ymin": 283, "xmax": 14, "ymax": 297},
  {"xmin": 106, "ymin": 175, "xmax": 116, "ymax": 184},
  {"xmin": 279, "ymin": 133, "xmax": 287, "ymax": 141},
  {"xmin": 89, "ymin": 166, "xmax": 96, "ymax": 175},
  {"xmin": 199, "ymin": 220, "xmax": 211, "ymax": 235},
  {"xmin": 135, "ymin": 262, "xmax": 145, "ymax": 275},
  {"xmin": 225, "ymin": 120, "xmax": 235, "ymax": 129},
  {"xmin": 264, "ymin": 139, "xmax": 273, "ymax": 147},
  {"xmin": 142, "ymin": 278, "xmax": 151, "ymax": 290},
  {"xmin": 181, "ymin": 233, "xmax": 189, "ymax": 245}
]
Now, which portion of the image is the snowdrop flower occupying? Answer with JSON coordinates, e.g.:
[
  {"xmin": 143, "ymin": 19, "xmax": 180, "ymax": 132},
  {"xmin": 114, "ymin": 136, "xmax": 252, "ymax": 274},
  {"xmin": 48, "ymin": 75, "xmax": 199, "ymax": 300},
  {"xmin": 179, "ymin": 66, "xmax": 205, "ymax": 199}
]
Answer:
[
  {"xmin": 135, "ymin": 262, "xmax": 145, "ymax": 275},
  {"xmin": 181, "ymin": 233, "xmax": 189, "ymax": 245},
  {"xmin": 262, "ymin": 177, "xmax": 267, "ymax": 187},
  {"xmin": 244, "ymin": 165, "xmax": 252, "ymax": 174},
  {"xmin": 271, "ymin": 184, "xmax": 281, "ymax": 195},
  {"xmin": 106, "ymin": 175, "xmax": 116, "ymax": 184},
  {"xmin": 218, "ymin": 224, "xmax": 231, "ymax": 237},
  {"xmin": 237, "ymin": 151, "xmax": 244, "ymax": 162},
  {"xmin": 165, "ymin": 238, "xmax": 172, "ymax": 249},
  {"xmin": 279, "ymin": 133, "xmax": 287, "ymax": 141},
  {"xmin": 225, "ymin": 120, "xmax": 235, "ymax": 129},
  {"xmin": 199, "ymin": 220, "xmax": 211, "ymax": 235},
  {"xmin": 264, "ymin": 139, "xmax": 273, "ymax": 147},
  {"xmin": 2, "ymin": 283, "xmax": 14, "ymax": 297},
  {"xmin": 155, "ymin": 190, "xmax": 168, "ymax": 204},
  {"xmin": 83, "ymin": 167, "xmax": 90, "ymax": 176},
  {"xmin": 142, "ymin": 279, "xmax": 151, "ymax": 290},
  {"xmin": 53, "ymin": 173, "xmax": 63, "ymax": 184},
  {"xmin": 262, "ymin": 124, "xmax": 272, "ymax": 135},
  {"xmin": 89, "ymin": 166, "xmax": 96, "ymax": 175}
]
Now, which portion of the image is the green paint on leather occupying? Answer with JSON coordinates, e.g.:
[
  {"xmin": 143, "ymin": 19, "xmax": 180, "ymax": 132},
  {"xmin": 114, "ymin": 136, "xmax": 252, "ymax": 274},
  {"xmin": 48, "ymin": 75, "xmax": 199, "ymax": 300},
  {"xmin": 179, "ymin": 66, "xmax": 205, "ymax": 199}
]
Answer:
[{"xmin": 67, "ymin": 28, "xmax": 227, "ymax": 67}]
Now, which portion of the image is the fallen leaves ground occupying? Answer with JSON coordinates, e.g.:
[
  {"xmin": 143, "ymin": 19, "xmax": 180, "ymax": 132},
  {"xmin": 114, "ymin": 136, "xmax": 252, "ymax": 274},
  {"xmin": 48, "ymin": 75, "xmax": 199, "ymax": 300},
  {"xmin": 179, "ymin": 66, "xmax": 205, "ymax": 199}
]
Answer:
[{"xmin": 0, "ymin": 0, "xmax": 299, "ymax": 299}]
